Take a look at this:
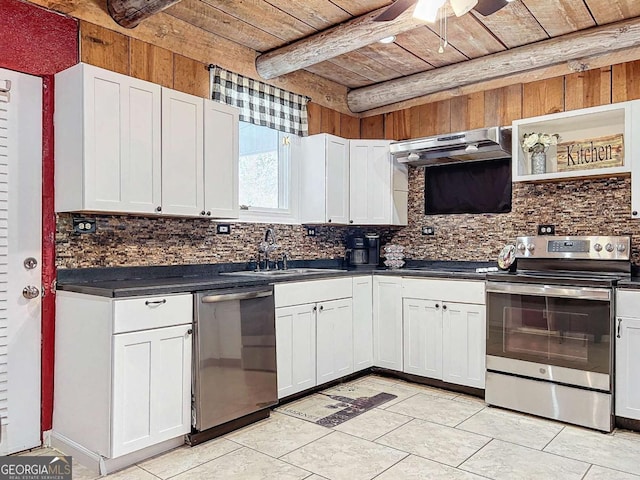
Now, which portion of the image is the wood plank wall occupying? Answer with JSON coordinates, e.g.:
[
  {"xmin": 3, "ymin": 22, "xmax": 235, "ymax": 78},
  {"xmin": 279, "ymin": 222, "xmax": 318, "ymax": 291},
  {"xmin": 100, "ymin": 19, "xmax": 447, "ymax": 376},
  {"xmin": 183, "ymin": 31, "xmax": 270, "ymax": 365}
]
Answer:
[
  {"xmin": 79, "ymin": 22, "xmax": 640, "ymax": 142},
  {"xmin": 367, "ymin": 62, "xmax": 640, "ymax": 141}
]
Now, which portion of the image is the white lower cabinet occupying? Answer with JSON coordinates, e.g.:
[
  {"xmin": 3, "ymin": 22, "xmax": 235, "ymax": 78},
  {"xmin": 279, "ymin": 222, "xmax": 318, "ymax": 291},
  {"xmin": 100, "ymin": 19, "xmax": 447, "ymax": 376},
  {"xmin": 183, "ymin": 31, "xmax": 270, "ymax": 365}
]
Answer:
[
  {"xmin": 352, "ymin": 276, "xmax": 374, "ymax": 371},
  {"xmin": 274, "ymin": 278, "xmax": 353, "ymax": 399},
  {"xmin": 316, "ymin": 298, "xmax": 353, "ymax": 384},
  {"xmin": 373, "ymin": 276, "xmax": 403, "ymax": 371},
  {"xmin": 53, "ymin": 292, "xmax": 192, "ymax": 463},
  {"xmin": 111, "ymin": 325, "xmax": 192, "ymax": 458},
  {"xmin": 275, "ymin": 304, "xmax": 317, "ymax": 399},
  {"xmin": 442, "ymin": 302, "xmax": 486, "ymax": 388},
  {"xmin": 615, "ymin": 290, "xmax": 640, "ymax": 420},
  {"xmin": 403, "ymin": 299, "xmax": 442, "ymax": 379},
  {"xmin": 401, "ymin": 278, "xmax": 486, "ymax": 389}
]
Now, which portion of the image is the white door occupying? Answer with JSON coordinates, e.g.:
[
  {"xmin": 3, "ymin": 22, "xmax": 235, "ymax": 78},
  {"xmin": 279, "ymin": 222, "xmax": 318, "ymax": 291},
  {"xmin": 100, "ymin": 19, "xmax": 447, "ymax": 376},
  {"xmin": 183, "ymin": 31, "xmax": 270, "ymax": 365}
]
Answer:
[
  {"xmin": 161, "ymin": 88, "xmax": 204, "ymax": 216},
  {"xmin": 442, "ymin": 302, "xmax": 486, "ymax": 389},
  {"xmin": 275, "ymin": 304, "xmax": 316, "ymax": 398},
  {"xmin": 325, "ymin": 135, "xmax": 349, "ymax": 224},
  {"xmin": 316, "ymin": 298, "xmax": 353, "ymax": 384},
  {"xmin": 349, "ymin": 141, "xmax": 392, "ymax": 225},
  {"xmin": 111, "ymin": 324, "xmax": 191, "ymax": 458},
  {"xmin": 0, "ymin": 69, "xmax": 42, "ymax": 455},
  {"xmin": 352, "ymin": 276, "xmax": 373, "ymax": 371},
  {"xmin": 616, "ymin": 316, "xmax": 640, "ymax": 420},
  {"xmin": 204, "ymin": 100, "xmax": 239, "ymax": 218},
  {"xmin": 372, "ymin": 277, "xmax": 403, "ymax": 370},
  {"xmin": 403, "ymin": 298, "xmax": 443, "ymax": 379}
]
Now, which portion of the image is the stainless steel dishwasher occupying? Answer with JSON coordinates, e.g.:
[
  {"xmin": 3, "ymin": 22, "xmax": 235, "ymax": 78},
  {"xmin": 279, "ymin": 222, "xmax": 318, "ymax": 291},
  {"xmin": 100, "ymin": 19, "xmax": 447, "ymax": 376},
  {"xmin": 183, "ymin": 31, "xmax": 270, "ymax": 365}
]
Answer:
[{"xmin": 190, "ymin": 285, "xmax": 277, "ymax": 445}]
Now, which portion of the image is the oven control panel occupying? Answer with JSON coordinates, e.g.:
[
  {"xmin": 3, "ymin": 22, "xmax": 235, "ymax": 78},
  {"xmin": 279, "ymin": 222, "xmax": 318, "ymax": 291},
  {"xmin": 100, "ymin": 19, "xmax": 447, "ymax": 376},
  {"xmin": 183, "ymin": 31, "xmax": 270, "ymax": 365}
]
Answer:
[{"xmin": 516, "ymin": 235, "xmax": 631, "ymax": 260}]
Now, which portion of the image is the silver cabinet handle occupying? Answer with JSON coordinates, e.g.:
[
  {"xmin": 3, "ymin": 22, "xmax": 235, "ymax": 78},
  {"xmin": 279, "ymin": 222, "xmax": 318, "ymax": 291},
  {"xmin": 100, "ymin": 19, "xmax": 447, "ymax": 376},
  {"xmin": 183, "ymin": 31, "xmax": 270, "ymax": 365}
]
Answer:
[
  {"xmin": 145, "ymin": 299, "xmax": 167, "ymax": 306},
  {"xmin": 617, "ymin": 318, "xmax": 623, "ymax": 339}
]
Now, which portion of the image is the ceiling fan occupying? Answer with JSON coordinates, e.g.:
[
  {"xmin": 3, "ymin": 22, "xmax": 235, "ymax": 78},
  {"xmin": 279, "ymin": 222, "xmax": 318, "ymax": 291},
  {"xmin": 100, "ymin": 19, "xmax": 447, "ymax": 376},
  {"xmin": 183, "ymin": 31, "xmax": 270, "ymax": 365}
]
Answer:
[{"xmin": 374, "ymin": 0, "xmax": 511, "ymax": 22}]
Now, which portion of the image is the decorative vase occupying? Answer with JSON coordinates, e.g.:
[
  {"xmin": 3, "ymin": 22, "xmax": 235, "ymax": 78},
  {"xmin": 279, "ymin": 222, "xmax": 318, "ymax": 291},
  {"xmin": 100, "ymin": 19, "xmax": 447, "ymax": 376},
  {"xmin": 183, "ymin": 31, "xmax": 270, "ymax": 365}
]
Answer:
[{"xmin": 531, "ymin": 150, "xmax": 546, "ymax": 175}]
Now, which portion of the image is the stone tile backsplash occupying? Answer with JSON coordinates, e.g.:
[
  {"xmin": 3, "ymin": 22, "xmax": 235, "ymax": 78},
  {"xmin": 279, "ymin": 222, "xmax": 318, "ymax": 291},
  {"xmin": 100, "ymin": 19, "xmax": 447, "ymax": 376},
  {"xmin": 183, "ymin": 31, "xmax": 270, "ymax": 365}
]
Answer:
[{"xmin": 55, "ymin": 171, "xmax": 640, "ymax": 269}]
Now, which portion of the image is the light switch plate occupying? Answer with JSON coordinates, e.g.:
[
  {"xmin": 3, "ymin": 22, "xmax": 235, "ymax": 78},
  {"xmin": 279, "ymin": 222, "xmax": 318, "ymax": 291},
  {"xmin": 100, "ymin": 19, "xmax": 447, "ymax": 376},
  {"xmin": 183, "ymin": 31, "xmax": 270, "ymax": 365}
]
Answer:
[{"xmin": 216, "ymin": 224, "xmax": 231, "ymax": 234}]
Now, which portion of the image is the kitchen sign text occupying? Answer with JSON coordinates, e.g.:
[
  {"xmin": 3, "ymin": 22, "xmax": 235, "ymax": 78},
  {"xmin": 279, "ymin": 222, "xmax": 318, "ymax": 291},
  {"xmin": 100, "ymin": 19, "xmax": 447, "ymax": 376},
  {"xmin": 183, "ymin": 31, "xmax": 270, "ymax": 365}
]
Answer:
[{"xmin": 556, "ymin": 134, "xmax": 624, "ymax": 172}]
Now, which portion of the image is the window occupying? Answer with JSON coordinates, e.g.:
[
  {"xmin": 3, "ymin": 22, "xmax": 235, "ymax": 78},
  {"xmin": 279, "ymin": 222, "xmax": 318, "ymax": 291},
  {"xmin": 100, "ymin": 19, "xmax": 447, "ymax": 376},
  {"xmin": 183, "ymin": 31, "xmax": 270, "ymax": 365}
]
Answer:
[{"xmin": 238, "ymin": 122, "xmax": 298, "ymax": 222}]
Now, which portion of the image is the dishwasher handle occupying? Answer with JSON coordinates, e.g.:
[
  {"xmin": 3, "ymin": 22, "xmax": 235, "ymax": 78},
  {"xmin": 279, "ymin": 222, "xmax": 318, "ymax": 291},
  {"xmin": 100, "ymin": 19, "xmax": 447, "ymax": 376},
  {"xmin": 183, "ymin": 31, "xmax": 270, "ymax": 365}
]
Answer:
[{"xmin": 201, "ymin": 290, "xmax": 273, "ymax": 303}]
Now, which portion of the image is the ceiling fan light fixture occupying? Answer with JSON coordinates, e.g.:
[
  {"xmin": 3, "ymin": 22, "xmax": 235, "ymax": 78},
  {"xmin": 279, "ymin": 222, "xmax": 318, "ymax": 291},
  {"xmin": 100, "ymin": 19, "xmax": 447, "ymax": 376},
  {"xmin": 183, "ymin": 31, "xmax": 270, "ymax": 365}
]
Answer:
[
  {"xmin": 450, "ymin": 0, "xmax": 478, "ymax": 16},
  {"xmin": 379, "ymin": 35, "xmax": 397, "ymax": 44},
  {"xmin": 413, "ymin": 0, "xmax": 446, "ymax": 23}
]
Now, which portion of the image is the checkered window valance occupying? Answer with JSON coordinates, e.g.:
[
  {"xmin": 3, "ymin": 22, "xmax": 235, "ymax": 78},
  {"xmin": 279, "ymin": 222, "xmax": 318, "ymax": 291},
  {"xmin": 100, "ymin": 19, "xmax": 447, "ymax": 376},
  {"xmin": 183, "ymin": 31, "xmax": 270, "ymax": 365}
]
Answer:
[{"xmin": 210, "ymin": 66, "xmax": 309, "ymax": 137}]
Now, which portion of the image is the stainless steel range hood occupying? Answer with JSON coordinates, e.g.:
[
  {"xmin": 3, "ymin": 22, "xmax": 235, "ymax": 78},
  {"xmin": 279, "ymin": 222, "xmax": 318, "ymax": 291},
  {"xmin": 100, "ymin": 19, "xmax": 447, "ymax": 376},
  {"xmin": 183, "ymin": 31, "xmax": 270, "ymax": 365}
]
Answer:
[{"xmin": 390, "ymin": 126, "xmax": 512, "ymax": 167}]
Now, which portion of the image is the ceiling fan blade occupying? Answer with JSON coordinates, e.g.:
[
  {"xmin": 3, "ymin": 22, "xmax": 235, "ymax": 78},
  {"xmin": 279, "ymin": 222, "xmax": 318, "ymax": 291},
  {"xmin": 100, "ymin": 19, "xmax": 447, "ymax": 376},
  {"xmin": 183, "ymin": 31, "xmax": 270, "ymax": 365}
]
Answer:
[
  {"xmin": 373, "ymin": 0, "xmax": 418, "ymax": 22},
  {"xmin": 473, "ymin": 0, "xmax": 508, "ymax": 16}
]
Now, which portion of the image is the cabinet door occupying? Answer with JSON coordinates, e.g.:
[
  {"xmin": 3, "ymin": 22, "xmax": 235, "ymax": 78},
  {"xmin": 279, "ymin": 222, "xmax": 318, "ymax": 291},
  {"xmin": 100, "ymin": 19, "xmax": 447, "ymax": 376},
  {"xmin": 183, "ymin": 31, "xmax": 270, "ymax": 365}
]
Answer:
[
  {"xmin": 349, "ymin": 141, "xmax": 392, "ymax": 225},
  {"xmin": 111, "ymin": 324, "xmax": 192, "ymax": 458},
  {"xmin": 317, "ymin": 298, "xmax": 354, "ymax": 384},
  {"xmin": 275, "ymin": 304, "xmax": 316, "ymax": 398},
  {"xmin": 204, "ymin": 100, "xmax": 239, "ymax": 218},
  {"xmin": 403, "ymin": 298, "xmax": 442, "ymax": 379},
  {"xmin": 325, "ymin": 135, "xmax": 350, "ymax": 224},
  {"xmin": 442, "ymin": 302, "xmax": 486, "ymax": 388},
  {"xmin": 83, "ymin": 67, "xmax": 162, "ymax": 213},
  {"xmin": 373, "ymin": 277, "xmax": 403, "ymax": 370},
  {"xmin": 161, "ymin": 88, "xmax": 204, "ymax": 216},
  {"xmin": 616, "ymin": 316, "xmax": 640, "ymax": 420},
  {"xmin": 353, "ymin": 276, "xmax": 373, "ymax": 371}
]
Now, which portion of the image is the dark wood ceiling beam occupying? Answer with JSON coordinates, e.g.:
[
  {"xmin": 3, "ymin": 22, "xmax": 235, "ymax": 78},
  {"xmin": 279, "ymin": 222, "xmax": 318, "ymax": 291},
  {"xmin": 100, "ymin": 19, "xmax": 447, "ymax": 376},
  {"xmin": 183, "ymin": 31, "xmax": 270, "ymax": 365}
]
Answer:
[
  {"xmin": 107, "ymin": 0, "xmax": 184, "ymax": 28},
  {"xmin": 348, "ymin": 16, "xmax": 640, "ymax": 113},
  {"xmin": 255, "ymin": 5, "xmax": 426, "ymax": 80}
]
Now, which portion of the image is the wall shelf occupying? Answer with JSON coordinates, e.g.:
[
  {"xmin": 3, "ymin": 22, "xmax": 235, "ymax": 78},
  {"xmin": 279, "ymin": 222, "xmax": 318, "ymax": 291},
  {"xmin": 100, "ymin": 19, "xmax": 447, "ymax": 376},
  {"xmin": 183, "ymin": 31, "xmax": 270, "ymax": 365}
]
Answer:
[{"xmin": 512, "ymin": 101, "xmax": 639, "ymax": 183}]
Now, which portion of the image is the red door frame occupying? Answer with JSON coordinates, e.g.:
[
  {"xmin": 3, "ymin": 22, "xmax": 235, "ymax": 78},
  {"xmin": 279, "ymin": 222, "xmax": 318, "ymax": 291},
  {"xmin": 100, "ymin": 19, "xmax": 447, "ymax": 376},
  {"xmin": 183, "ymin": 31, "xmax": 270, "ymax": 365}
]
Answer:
[{"xmin": 0, "ymin": 0, "xmax": 78, "ymax": 434}]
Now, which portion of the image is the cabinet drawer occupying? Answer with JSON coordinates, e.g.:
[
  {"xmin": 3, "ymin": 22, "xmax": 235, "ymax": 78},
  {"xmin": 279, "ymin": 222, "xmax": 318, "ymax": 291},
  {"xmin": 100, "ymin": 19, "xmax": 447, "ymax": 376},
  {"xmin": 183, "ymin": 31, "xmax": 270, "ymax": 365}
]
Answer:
[
  {"xmin": 113, "ymin": 294, "xmax": 193, "ymax": 334},
  {"xmin": 275, "ymin": 278, "xmax": 353, "ymax": 308},
  {"xmin": 402, "ymin": 278, "xmax": 485, "ymax": 304},
  {"xmin": 617, "ymin": 290, "xmax": 640, "ymax": 318}
]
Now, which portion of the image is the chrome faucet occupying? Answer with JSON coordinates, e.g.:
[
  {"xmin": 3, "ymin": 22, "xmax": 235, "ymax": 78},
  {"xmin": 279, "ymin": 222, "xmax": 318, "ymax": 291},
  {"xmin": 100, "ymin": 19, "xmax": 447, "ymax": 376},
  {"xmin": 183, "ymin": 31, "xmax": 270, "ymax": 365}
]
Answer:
[{"xmin": 259, "ymin": 228, "xmax": 279, "ymax": 270}]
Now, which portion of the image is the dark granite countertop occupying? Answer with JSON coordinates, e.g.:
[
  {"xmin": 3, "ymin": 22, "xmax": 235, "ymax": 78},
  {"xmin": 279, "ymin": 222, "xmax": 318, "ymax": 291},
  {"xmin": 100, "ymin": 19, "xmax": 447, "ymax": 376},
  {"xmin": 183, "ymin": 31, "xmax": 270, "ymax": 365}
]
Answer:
[{"xmin": 56, "ymin": 260, "xmax": 495, "ymax": 298}]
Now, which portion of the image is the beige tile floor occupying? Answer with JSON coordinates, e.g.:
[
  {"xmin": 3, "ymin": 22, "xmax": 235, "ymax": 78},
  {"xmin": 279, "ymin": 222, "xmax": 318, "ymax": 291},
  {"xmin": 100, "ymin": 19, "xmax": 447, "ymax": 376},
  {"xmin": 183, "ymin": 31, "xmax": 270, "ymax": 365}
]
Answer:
[{"xmin": 18, "ymin": 375, "xmax": 640, "ymax": 479}]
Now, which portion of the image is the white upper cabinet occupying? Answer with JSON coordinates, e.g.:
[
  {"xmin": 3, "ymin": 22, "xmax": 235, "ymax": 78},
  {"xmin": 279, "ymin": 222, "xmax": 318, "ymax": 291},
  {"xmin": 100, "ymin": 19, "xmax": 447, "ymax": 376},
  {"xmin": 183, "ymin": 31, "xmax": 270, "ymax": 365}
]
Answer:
[
  {"xmin": 300, "ymin": 134, "xmax": 407, "ymax": 225},
  {"xmin": 161, "ymin": 88, "xmax": 204, "ymax": 216},
  {"xmin": 55, "ymin": 63, "xmax": 240, "ymax": 219},
  {"xmin": 350, "ymin": 140, "xmax": 393, "ymax": 225},
  {"xmin": 300, "ymin": 134, "xmax": 350, "ymax": 224},
  {"xmin": 55, "ymin": 63, "xmax": 162, "ymax": 214},
  {"xmin": 204, "ymin": 100, "xmax": 239, "ymax": 218}
]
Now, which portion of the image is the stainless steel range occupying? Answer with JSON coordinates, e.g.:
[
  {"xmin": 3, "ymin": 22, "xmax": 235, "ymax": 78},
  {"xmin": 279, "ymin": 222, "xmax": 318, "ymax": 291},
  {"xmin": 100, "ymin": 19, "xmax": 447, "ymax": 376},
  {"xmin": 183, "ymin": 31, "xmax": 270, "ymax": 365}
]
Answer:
[{"xmin": 485, "ymin": 235, "xmax": 631, "ymax": 432}]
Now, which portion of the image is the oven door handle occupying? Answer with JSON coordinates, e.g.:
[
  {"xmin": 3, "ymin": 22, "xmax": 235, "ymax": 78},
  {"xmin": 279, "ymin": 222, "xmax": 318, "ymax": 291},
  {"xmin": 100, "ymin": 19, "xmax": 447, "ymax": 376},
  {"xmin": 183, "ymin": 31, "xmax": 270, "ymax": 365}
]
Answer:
[{"xmin": 485, "ymin": 282, "xmax": 611, "ymax": 301}]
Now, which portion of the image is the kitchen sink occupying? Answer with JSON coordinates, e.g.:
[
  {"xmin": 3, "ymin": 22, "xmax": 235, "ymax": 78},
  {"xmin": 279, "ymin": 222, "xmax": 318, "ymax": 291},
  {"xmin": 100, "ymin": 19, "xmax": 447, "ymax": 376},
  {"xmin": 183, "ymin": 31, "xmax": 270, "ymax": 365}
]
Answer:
[{"xmin": 221, "ymin": 268, "xmax": 344, "ymax": 277}]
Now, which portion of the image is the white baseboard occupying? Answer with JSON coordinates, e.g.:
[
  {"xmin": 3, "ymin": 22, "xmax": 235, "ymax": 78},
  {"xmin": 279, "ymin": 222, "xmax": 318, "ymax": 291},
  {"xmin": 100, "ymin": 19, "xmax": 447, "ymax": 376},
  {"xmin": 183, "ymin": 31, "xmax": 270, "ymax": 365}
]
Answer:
[{"xmin": 49, "ymin": 431, "xmax": 185, "ymax": 475}]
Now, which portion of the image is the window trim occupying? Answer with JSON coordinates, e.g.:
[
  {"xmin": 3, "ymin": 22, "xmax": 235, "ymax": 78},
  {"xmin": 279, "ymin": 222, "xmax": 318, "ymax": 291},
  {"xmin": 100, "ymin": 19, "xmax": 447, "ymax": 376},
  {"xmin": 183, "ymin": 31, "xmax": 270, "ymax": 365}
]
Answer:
[{"xmin": 237, "ymin": 130, "xmax": 300, "ymax": 224}]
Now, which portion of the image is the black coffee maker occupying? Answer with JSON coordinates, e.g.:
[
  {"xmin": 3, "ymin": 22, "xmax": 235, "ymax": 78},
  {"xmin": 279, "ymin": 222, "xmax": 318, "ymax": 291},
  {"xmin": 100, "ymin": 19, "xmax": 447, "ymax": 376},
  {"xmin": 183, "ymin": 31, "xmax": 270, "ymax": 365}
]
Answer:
[{"xmin": 346, "ymin": 233, "xmax": 380, "ymax": 268}]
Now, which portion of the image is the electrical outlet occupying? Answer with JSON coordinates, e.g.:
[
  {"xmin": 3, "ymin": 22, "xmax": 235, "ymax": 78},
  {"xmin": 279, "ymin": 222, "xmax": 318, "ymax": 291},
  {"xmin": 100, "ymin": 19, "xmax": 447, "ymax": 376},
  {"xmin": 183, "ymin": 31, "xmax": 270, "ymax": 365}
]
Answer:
[
  {"xmin": 538, "ymin": 224, "xmax": 555, "ymax": 235},
  {"xmin": 307, "ymin": 227, "xmax": 316, "ymax": 237},
  {"xmin": 422, "ymin": 226, "xmax": 435, "ymax": 235},
  {"xmin": 72, "ymin": 217, "xmax": 96, "ymax": 234},
  {"xmin": 216, "ymin": 224, "xmax": 231, "ymax": 234}
]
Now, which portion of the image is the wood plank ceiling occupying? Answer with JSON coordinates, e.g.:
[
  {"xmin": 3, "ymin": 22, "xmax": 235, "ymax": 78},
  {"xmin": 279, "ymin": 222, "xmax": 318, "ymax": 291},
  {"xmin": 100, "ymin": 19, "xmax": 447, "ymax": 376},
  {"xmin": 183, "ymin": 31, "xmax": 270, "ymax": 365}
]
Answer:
[{"xmin": 162, "ymin": 0, "xmax": 640, "ymax": 108}]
